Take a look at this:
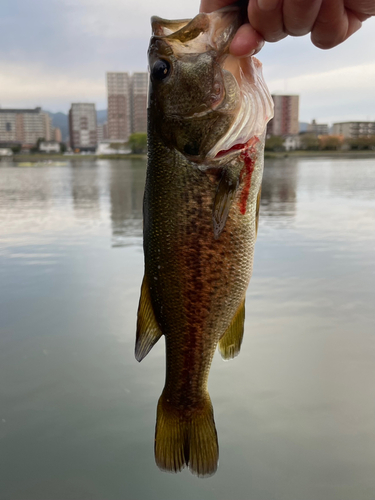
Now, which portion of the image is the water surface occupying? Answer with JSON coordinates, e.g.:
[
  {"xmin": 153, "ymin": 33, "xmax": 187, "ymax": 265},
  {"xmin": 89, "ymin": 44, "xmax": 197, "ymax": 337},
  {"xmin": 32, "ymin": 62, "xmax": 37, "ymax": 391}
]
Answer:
[{"xmin": 0, "ymin": 157, "xmax": 374, "ymax": 500}]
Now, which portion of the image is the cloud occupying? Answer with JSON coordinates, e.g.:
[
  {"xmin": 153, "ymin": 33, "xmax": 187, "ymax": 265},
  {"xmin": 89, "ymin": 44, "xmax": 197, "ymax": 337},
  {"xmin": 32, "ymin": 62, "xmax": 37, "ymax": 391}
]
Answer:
[
  {"xmin": 0, "ymin": 62, "xmax": 106, "ymax": 111},
  {"xmin": 0, "ymin": 0, "xmax": 374, "ymax": 120}
]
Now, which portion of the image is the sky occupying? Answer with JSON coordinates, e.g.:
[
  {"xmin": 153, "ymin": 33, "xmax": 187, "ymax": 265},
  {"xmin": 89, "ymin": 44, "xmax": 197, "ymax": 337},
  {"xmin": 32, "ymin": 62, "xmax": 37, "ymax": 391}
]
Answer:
[{"xmin": 1, "ymin": 0, "xmax": 374, "ymax": 125}]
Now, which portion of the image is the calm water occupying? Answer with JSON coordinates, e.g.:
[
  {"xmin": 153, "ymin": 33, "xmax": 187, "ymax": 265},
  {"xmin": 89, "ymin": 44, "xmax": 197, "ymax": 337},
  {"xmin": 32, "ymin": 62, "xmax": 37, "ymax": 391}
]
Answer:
[{"xmin": 0, "ymin": 157, "xmax": 375, "ymax": 500}]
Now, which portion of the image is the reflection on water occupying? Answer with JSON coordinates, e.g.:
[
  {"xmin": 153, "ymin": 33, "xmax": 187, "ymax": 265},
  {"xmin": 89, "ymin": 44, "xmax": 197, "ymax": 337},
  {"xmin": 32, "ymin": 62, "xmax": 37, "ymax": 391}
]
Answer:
[
  {"xmin": 261, "ymin": 158, "xmax": 298, "ymax": 223},
  {"xmin": 71, "ymin": 163, "xmax": 100, "ymax": 218},
  {"xmin": 109, "ymin": 160, "xmax": 145, "ymax": 247},
  {"xmin": 0, "ymin": 157, "xmax": 375, "ymax": 500}
]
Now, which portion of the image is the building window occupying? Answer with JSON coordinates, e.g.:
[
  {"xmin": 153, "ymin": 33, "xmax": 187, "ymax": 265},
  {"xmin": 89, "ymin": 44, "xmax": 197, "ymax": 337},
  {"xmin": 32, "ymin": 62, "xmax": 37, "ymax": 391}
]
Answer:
[{"xmin": 6, "ymin": 122, "xmax": 12, "ymax": 131}]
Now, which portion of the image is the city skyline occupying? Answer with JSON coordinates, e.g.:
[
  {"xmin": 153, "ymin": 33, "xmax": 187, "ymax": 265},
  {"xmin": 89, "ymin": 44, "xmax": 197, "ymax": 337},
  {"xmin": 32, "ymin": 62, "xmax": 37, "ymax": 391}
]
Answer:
[{"xmin": 1, "ymin": 0, "xmax": 375, "ymax": 125}]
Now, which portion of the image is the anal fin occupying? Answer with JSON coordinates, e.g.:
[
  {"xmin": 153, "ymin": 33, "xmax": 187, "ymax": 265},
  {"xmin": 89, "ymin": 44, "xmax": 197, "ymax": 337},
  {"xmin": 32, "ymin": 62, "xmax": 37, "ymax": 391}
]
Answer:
[
  {"xmin": 135, "ymin": 276, "xmax": 162, "ymax": 362},
  {"xmin": 218, "ymin": 299, "xmax": 245, "ymax": 360}
]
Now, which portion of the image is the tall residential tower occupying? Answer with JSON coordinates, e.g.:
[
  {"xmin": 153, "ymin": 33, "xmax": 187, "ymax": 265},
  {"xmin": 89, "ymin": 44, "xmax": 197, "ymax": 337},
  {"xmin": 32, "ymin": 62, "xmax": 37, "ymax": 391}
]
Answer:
[
  {"xmin": 107, "ymin": 72, "xmax": 131, "ymax": 142},
  {"xmin": 131, "ymin": 72, "xmax": 148, "ymax": 134},
  {"xmin": 267, "ymin": 95, "xmax": 299, "ymax": 136},
  {"xmin": 69, "ymin": 103, "xmax": 97, "ymax": 151}
]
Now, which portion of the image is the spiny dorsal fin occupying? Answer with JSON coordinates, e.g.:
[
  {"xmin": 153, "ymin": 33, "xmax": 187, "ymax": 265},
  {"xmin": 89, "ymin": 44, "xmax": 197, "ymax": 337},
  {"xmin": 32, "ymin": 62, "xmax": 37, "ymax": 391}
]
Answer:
[
  {"xmin": 135, "ymin": 276, "xmax": 162, "ymax": 362},
  {"xmin": 218, "ymin": 299, "xmax": 245, "ymax": 360},
  {"xmin": 255, "ymin": 186, "xmax": 261, "ymax": 238}
]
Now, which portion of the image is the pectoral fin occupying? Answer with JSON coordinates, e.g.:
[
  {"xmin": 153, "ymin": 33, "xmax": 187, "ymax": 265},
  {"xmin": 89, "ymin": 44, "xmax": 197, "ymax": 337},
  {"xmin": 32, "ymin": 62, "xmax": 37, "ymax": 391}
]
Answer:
[
  {"xmin": 135, "ymin": 276, "xmax": 163, "ymax": 362},
  {"xmin": 212, "ymin": 169, "xmax": 239, "ymax": 239},
  {"xmin": 218, "ymin": 299, "xmax": 245, "ymax": 360}
]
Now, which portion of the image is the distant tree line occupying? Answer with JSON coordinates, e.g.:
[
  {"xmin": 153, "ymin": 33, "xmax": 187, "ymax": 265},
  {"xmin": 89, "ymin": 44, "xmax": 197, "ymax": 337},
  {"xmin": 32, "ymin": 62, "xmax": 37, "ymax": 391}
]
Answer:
[
  {"xmin": 128, "ymin": 133, "xmax": 147, "ymax": 154},
  {"xmin": 265, "ymin": 134, "xmax": 375, "ymax": 152}
]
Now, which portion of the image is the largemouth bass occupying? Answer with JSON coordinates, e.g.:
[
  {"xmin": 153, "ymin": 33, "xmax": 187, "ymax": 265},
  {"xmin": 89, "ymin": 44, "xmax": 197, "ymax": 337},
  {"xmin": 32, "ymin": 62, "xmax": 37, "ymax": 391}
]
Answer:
[{"xmin": 135, "ymin": 7, "xmax": 273, "ymax": 477}]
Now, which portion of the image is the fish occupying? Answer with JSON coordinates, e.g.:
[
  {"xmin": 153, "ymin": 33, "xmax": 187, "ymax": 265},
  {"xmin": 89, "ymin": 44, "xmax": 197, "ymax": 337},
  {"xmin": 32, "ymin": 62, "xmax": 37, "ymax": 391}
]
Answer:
[{"xmin": 135, "ymin": 6, "xmax": 273, "ymax": 477}]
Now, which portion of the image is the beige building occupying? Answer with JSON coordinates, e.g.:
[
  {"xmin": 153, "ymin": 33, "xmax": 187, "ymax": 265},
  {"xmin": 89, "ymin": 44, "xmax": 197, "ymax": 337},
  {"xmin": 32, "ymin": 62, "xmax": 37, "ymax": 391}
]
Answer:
[
  {"xmin": 267, "ymin": 95, "xmax": 299, "ymax": 136},
  {"xmin": 332, "ymin": 121, "xmax": 375, "ymax": 138},
  {"xmin": 107, "ymin": 72, "xmax": 131, "ymax": 142},
  {"xmin": 53, "ymin": 127, "xmax": 62, "ymax": 143},
  {"xmin": 69, "ymin": 103, "xmax": 97, "ymax": 151},
  {"xmin": 131, "ymin": 72, "xmax": 148, "ymax": 133},
  {"xmin": 307, "ymin": 119, "xmax": 329, "ymax": 136},
  {"xmin": 0, "ymin": 107, "xmax": 52, "ymax": 145}
]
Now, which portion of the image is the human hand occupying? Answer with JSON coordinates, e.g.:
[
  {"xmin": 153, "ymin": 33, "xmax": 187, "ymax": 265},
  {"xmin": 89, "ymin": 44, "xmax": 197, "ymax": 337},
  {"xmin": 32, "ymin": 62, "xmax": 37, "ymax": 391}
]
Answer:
[{"xmin": 199, "ymin": 0, "xmax": 375, "ymax": 57}]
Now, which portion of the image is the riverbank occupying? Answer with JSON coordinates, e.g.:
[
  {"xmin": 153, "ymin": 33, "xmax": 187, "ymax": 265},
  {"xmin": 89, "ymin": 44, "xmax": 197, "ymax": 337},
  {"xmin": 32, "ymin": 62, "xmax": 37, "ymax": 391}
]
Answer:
[
  {"xmin": 264, "ymin": 149, "xmax": 375, "ymax": 159},
  {"xmin": 1, "ymin": 150, "xmax": 375, "ymax": 163},
  {"xmin": 4, "ymin": 153, "xmax": 147, "ymax": 163}
]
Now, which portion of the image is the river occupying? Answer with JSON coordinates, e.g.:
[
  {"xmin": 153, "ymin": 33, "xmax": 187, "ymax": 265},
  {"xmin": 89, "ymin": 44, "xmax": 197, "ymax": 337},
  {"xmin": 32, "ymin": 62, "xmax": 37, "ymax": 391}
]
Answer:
[{"xmin": 0, "ymin": 157, "xmax": 374, "ymax": 500}]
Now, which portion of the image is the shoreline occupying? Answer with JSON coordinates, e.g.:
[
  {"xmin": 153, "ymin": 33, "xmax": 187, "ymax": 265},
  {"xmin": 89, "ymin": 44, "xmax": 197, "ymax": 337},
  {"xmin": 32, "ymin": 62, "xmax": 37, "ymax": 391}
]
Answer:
[
  {"xmin": 3, "ymin": 153, "xmax": 147, "ymax": 163},
  {"xmin": 1, "ymin": 150, "xmax": 375, "ymax": 163}
]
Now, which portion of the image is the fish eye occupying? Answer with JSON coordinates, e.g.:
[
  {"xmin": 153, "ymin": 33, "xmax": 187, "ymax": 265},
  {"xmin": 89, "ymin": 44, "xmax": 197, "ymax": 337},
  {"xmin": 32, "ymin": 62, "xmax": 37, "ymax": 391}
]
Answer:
[{"xmin": 151, "ymin": 59, "xmax": 171, "ymax": 81}]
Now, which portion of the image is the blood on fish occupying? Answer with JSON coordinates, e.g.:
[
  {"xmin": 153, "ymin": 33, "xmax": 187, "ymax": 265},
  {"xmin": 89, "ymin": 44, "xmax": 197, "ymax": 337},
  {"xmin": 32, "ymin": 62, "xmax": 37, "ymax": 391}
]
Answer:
[
  {"xmin": 215, "ymin": 135, "xmax": 260, "ymax": 159},
  {"xmin": 215, "ymin": 142, "xmax": 247, "ymax": 158},
  {"xmin": 238, "ymin": 136, "xmax": 259, "ymax": 215},
  {"xmin": 239, "ymin": 151, "xmax": 255, "ymax": 215}
]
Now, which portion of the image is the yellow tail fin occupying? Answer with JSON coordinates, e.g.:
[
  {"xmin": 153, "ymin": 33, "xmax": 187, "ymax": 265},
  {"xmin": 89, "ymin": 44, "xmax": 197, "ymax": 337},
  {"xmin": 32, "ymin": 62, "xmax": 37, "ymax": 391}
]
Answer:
[{"xmin": 155, "ymin": 393, "xmax": 218, "ymax": 477}]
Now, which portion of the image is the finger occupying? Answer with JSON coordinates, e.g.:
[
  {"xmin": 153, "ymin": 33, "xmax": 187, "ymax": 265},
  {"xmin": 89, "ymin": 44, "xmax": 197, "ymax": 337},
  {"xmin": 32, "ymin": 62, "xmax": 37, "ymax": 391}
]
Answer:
[
  {"xmin": 230, "ymin": 23, "xmax": 265, "ymax": 57},
  {"xmin": 248, "ymin": 0, "xmax": 288, "ymax": 43},
  {"xmin": 200, "ymin": 0, "xmax": 237, "ymax": 13},
  {"xmin": 311, "ymin": 0, "xmax": 360, "ymax": 49},
  {"xmin": 283, "ymin": 0, "xmax": 323, "ymax": 36},
  {"xmin": 343, "ymin": 8, "xmax": 364, "ymax": 41},
  {"xmin": 344, "ymin": 0, "xmax": 375, "ymax": 16}
]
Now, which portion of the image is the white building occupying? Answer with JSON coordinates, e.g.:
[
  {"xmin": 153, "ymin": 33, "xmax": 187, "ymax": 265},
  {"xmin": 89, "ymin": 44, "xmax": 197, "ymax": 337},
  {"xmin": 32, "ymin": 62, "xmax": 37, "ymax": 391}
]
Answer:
[
  {"xmin": 39, "ymin": 141, "xmax": 61, "ymax": 153},
  {"xmin": 283, "ymin": 135, "xmax": 301, "ymax": 151},
  {"xmin": 96, "ymin": 142, "xmax": 131, "ymax": 155},
  {"xmin": 0, "ymin": 148, "xmax": 13, "ymax": 156},
  {"xmin": 69, "ymin": 103, "xmax": 97, "ymax": 151}
]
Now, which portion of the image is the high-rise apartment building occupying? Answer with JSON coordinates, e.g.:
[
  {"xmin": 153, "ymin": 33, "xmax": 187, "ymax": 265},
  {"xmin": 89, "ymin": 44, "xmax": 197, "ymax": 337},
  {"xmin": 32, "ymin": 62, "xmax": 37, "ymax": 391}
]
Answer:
[
  {"xmin": 131, "ymin": 72, "xmax": 148, "ymax": 134},
  {"xmin": 0, "ymin": 107, "xmax": 52, "ymax": 145},
  {"xmin": 107, "ymin": 72, "xmax": 131, "ymax": 142},
  {"xmin": 332, "ymin": 121, "xmax": 375, "ymax": 138},
  {"xmin": 69, "ymin": 103, "xmax": 97, "ymax": 151},
  {"xmin": 267, "ymin": 95, "xmax": 299, "ymax": 136}
]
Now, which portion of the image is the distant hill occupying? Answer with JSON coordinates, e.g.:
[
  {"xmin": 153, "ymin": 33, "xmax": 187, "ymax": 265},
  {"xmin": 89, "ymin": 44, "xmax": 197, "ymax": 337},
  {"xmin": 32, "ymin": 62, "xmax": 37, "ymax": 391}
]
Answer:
[
  {"xmin": 47, "ymin": 112, "xmax": 69, "ymax": 141},
  {"xmin": 299, "ymin": 122, "xmax": 309, "ymax": 133},
  {"xmin": 47, "ymin": 109, "xmax": 108, "ymax": 142}
]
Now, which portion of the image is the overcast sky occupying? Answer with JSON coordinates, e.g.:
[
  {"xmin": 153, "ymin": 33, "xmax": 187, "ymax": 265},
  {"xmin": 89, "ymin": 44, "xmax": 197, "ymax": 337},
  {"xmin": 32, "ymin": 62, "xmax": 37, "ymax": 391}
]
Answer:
[{"xmin": 1, "ymin": 0, "xmax": 374, "ymax": 124}]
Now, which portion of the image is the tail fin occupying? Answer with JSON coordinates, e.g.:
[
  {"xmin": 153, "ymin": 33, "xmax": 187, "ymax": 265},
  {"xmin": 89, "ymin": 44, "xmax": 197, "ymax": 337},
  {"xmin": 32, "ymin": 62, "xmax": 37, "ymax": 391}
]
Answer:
[{"xmin": 155, "ymin": 393, "xmax": 218, "ymax": 477}]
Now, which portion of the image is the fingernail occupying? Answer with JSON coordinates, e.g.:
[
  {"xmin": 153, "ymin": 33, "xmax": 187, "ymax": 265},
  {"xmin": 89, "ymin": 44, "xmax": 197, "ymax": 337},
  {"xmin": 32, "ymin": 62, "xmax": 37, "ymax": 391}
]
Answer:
[{"xmin": 257, "ymin": 0, "xmax": 280, "ymax": 11}]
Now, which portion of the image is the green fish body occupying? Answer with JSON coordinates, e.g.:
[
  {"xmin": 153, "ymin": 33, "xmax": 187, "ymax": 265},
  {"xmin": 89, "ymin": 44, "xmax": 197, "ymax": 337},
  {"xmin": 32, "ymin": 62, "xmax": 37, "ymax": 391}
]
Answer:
[{"xmin": 136, "ymin": 7, "xmax": 273, "ymax": 477}]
